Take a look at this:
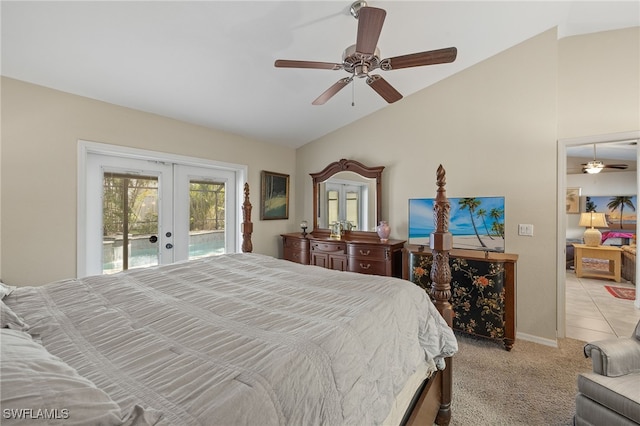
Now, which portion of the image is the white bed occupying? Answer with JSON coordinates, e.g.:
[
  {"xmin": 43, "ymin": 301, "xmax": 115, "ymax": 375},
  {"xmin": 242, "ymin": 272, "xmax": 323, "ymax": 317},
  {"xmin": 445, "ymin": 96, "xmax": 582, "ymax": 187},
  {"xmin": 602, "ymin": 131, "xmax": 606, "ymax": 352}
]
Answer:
[{"xmin": 1, "ymin": 253, "xmax": 457, "ymax": 425}]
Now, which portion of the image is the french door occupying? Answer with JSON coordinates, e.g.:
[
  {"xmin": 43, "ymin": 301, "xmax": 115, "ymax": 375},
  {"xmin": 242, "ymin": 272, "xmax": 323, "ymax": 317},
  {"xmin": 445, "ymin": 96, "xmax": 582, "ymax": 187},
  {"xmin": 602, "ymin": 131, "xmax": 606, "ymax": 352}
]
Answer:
[
  {"xmin": 81, "ymin": 144, "xmax": 241, "ymax": 277},
  {"xmin": 174, "ymin": 164, "xmax": 236, "ymax": 262},
  {"xmin": 326, "ymin": 182, "xmax": 364, "ymax": 229}
]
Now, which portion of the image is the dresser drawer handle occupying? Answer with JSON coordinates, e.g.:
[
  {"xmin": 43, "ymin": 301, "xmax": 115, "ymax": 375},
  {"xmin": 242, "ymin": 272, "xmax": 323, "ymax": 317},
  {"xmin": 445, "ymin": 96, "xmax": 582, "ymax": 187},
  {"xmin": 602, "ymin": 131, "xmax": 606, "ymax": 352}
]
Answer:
[
  {"xmin": 359, "ymin": 250, "xmax": 371, "ymax": 256},
  {"xmin": 359, "ymin": 263, "xmax": 371, "ymax": 270}
]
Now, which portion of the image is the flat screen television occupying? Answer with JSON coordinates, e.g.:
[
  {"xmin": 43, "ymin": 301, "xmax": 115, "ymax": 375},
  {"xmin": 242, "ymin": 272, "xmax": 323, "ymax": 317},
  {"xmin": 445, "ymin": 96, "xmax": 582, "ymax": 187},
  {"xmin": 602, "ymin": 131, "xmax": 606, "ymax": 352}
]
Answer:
[{"xmin": 408, "ymin": 196, "xmax": 505, "ymax": 252}]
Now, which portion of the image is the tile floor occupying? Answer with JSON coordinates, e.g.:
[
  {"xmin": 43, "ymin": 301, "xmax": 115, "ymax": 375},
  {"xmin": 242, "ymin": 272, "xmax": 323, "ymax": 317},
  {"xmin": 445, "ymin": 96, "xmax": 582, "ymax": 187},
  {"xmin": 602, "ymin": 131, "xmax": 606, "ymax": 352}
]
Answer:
[{"xmin": 565, "ymin": 270, "xmax": 640, "ymax": 341}]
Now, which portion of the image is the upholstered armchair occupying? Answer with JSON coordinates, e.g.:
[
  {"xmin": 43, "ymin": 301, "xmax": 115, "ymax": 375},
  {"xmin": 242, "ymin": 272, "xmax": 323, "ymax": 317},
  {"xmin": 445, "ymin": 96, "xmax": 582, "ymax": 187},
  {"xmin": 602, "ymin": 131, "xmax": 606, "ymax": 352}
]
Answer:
[{"xmin": 574, "ymin": 320, "xmax": 640, "ymax": 425}]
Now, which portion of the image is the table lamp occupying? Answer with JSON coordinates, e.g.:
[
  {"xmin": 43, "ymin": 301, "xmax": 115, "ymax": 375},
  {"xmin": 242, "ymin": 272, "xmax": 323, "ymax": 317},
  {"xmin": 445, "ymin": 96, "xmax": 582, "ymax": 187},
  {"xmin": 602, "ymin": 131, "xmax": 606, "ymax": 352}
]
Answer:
[{"xmin": 578, "ymin": 212, "xmax": 608, "ymax": 246}]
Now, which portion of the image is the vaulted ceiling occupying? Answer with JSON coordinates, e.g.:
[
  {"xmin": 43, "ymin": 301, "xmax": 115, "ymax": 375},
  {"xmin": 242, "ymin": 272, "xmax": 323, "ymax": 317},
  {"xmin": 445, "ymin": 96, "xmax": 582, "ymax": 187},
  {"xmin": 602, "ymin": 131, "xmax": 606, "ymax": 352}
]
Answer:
[{"xmin": 2, "ymin": 1, "xmax": 639, "ymax": 149}]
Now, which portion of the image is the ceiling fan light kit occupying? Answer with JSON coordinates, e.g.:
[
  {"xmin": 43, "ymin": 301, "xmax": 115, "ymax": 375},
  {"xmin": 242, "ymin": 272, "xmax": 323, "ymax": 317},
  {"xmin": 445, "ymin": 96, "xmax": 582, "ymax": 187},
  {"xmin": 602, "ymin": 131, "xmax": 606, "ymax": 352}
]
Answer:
[
  {"xmin": 581, "ymin": 144, "xmax": 629, "ymax": 174},
  {"xmin": 584, "ymin": 161, "xmax": 605, "ymax": 174},
  {"xmin": 275, "ymin": 1, "xmax": 458, "ymax": 105}
]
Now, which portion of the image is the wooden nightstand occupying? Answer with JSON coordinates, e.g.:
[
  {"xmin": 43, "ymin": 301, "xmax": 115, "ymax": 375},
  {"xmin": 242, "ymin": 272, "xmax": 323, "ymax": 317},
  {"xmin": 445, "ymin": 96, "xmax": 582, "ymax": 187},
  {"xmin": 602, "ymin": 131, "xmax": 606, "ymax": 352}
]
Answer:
[{"xmin": 573, "ymin": 244, "xmax": 622, "ymax": 283}]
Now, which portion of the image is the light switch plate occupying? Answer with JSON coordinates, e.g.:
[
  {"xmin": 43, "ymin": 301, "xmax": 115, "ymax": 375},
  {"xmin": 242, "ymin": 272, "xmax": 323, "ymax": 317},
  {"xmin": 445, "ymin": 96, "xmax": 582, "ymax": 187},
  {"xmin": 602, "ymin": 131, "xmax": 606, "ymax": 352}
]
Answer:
[{"xmin": 518, "ymin": 224, "xmax": 534, "ymax": 236}]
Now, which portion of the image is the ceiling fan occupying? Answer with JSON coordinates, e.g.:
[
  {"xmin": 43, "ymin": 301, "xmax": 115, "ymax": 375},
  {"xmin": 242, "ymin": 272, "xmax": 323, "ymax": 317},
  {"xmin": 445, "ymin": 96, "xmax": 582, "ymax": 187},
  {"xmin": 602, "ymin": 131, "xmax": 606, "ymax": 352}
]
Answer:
[
  {"xmin": 274, "ymin": 1, "xmax": 457, "ymax": 105},
  {"xmin": 582, "ymin": 144, "xmax": 629, "ymax": 174}
]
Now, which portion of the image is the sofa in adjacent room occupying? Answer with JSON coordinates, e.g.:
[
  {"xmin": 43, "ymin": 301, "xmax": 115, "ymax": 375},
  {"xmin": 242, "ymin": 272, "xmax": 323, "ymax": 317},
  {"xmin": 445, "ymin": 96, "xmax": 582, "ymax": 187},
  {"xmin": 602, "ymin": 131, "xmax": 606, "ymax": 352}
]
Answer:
[{"xmin": 621, "ymin": 244, "xmax": 636, "ymax": 284}]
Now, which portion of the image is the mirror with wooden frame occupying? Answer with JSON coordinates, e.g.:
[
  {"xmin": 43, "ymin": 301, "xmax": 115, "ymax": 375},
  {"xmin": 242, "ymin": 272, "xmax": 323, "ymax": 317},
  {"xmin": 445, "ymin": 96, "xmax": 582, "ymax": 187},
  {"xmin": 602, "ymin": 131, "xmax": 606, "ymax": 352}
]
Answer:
[{"xmin": 311, "ymin": 159, "xmax": 383, "ymax": 234}]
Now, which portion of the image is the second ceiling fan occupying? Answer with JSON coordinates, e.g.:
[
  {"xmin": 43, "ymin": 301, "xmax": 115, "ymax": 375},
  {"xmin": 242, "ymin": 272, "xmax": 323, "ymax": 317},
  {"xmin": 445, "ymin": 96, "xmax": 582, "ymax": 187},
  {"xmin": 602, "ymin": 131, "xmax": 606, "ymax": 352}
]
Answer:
[
  {"xmin": 582, "ymin": 144, "xmax": 629, "ymax": 174},
  {"xmin": 274, "ymin": 1, "xmax": 457, "ymax": 105}
]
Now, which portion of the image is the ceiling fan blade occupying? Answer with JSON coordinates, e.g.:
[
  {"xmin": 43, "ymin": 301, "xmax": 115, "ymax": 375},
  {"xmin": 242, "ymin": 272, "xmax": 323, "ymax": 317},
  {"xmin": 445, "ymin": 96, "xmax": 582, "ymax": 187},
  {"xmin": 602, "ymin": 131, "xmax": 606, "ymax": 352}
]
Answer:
[
  {"xmin": 312, "ymin": 77, "xmax": 352, "ymax": 105},
  {"xmin": 366, "ymin": 74, "xmax": 402, "ymax": 103},
  {"xmin": 384, "ymin": 47, "xmax": 458, "ymax": 70},
  {"xmin": 355, "ymin": 7, "xmax": 386, "ymax": 56},
  {"xmin": 274, "ymin": 60, "xmax": 343, "ymax": 70}
]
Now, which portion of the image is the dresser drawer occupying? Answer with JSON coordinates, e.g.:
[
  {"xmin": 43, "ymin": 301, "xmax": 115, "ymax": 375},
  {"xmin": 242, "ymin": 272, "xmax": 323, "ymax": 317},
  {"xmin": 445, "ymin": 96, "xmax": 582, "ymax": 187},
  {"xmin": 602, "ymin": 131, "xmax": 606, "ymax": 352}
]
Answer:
[
  {"xmin": 311, "ymin": 241, "xmax": 346, "ymax": 254},
  {"xmin": 347, "ymin": 245, "xmax": 388, "ymax": 260},
  {"xmin": 281, "ymin": 234, "xmax": 310, "ymax": 265},
  {"xmin": 283, "ymin": 237, "xmax": 309, "ymax": 250},
  {"xmin": 347, "ymin": 258, "xmax": 387, "ymax": 275},
  {"xmin": 284, "ymin": 247, "xmax": 309, "ymax": 264}
]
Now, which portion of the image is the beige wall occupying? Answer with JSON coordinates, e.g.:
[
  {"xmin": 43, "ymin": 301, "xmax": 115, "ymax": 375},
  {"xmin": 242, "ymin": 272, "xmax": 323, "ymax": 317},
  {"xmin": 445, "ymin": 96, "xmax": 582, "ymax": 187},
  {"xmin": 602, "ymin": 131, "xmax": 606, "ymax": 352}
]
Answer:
[
  {"xmin": 558, "ymin": 27, "xmax": 640, "ymax": 138},
  {"xmin": 296, "ymin": 27, "xmax": 639, "ymax": 342},
  {"xmin": 1, "ymin": 77, "xmax": 296, "ymax": 286}
]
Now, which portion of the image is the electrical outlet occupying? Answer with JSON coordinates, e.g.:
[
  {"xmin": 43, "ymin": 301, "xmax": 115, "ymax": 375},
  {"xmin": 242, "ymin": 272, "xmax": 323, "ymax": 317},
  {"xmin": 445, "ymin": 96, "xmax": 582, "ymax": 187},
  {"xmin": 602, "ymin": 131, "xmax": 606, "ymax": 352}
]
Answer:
[{"xmin": 518, "ymin": 224, "xmax": 534, "ymax": 236}]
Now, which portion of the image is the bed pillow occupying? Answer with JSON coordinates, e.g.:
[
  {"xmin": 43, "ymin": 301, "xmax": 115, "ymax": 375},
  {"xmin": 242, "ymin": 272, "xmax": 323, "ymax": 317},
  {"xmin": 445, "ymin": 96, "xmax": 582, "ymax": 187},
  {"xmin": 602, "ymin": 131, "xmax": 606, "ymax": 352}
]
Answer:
[
  {"xmin": 0, "ymin": 329, "xmax": 162, "ymax": 425},
  {"xmin": 0, "ymin": 300, "xmax": 29, "ymax": 331},
  {"xmin": 0, "ymin": 281, "xmax": 16, "ymax": 299}
]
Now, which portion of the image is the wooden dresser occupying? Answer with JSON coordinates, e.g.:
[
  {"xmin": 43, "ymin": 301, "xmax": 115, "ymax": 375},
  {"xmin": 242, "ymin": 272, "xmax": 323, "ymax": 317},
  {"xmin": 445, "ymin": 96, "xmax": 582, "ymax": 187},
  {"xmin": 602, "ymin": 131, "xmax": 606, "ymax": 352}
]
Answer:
[{"xmin": 281, "ymin": 231, "xmax": 405, "ymax": 278}]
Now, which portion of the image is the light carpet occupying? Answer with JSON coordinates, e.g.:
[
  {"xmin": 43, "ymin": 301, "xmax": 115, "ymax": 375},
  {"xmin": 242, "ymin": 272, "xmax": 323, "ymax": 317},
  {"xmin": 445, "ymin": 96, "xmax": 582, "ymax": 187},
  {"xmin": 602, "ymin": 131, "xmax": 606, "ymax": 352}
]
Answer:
[{"xmin": 450, "ymin": 332, "xmax": 591, "ymax": 426}]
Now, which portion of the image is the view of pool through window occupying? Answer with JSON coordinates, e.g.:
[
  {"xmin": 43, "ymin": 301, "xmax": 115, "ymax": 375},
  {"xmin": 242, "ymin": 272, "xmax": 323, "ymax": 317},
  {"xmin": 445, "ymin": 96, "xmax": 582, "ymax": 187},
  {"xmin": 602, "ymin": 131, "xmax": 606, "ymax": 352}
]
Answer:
[
  {"xmin": 102, "ymin": 175, "xmax": 227, "ymax": 274},
  {"xmin": 189, "ymin": 180, "xmax": 225, "ymax": 260},
  {"xmin": 102, "ymin": 173, "xmax": 159, "ymax": 274}
]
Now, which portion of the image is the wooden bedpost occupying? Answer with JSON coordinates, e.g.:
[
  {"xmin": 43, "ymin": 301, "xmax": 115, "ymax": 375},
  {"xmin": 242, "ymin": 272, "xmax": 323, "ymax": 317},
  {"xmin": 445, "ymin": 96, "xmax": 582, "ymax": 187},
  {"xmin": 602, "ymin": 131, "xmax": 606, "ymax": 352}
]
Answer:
[
  {"xmin": 430, "ymin": 165, "xmax": 454, "ymax": 324},
  {"xmin": 241, "ymin": 182, "xmax": 253, "ymax": 253},
  {"xmin": 430, "ymin": 165, "xmax": 453, "ymax": 425}
]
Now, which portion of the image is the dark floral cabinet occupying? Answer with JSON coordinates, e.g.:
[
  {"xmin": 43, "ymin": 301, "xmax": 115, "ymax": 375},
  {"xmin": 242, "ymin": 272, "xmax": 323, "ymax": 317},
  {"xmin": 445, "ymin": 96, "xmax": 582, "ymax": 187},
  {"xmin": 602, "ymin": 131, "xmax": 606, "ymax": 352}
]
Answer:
[{"xmin": 403, "ymin": 245, "xmax": 518, "ymax": 351}]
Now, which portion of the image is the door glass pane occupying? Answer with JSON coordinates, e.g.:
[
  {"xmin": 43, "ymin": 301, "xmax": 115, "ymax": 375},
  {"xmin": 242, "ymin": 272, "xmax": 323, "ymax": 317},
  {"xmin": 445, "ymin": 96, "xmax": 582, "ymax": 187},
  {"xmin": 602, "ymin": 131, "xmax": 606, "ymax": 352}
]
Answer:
[
  {"xmin": 327, "ymin": 190, "xmax": 339, "ymax": 224},
  {"xmin": 346, "ymin": 191, "xmax": 359, "ymax": 228},
  {"xmin": 189, "ymin": 180, "xmax": 225, "ymax": 259},
  {"xmin": 103, "ymin": 173, "xmax": 159, "ymax": 274}
]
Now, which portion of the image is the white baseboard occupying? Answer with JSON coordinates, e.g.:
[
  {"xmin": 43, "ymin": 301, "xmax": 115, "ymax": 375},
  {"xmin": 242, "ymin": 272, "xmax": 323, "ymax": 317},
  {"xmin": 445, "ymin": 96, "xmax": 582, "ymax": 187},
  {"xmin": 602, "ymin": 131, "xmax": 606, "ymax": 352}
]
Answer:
[{"xmin": 516, "ymin": 332, "xmax": 558, "ymax": 348}]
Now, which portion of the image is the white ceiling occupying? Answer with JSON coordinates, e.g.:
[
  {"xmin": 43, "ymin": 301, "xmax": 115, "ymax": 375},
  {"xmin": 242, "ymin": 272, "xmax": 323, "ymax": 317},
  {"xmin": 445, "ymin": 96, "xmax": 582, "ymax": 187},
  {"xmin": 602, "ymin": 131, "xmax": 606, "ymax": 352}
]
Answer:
[{"xmin": 1, "ymin": 1, "xmax": 639, "ymax": 149}]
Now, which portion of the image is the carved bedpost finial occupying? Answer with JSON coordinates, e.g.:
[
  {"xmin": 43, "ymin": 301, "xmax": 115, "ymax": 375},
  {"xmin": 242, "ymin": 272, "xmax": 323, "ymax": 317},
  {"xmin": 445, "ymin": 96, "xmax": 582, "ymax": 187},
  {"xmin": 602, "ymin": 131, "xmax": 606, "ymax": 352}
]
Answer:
[
  {"xmin": 430, "ymin": 165, "xmax": 453, "ymax": 327},
  {"xmin": 436, "ymin": 164, "xmax": 446, "ymax": 189},
  {"xmin": 241, "ymin": 182, "xmax": 253, "ymax": 253}
]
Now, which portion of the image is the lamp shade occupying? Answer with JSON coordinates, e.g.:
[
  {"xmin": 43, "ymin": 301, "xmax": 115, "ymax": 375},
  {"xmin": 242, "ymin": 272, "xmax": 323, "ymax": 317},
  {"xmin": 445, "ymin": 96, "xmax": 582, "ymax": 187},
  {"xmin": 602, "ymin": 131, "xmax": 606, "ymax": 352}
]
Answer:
[{"xmin": 578, "ymin": 212, "xmax": 608, "ymax": 228}]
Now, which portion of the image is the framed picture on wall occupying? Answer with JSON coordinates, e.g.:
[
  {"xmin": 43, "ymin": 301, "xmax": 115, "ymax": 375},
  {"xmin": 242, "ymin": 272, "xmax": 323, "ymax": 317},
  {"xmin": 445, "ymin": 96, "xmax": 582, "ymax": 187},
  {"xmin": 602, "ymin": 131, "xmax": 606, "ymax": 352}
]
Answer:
[
  {"xmin": 566, "ymin": 188, "xmax": 581, "ymax": 214},
  {"xmin": 584, "ymin": 195, "xmax": 637, "ymax": 230},
  {"xmin": 260, "ymin": 171, "xmax": 290, "ymax": 220}
]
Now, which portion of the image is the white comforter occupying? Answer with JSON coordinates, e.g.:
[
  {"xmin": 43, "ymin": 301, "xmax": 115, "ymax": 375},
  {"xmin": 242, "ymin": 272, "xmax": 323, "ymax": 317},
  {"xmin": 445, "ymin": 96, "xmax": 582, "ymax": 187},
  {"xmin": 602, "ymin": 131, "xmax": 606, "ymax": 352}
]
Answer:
[{"xmin": 6, "ymin": 253, "xmax": 457, "ymax": 425}]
